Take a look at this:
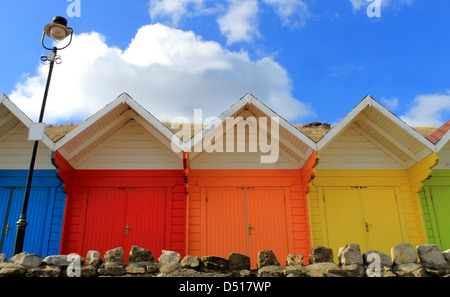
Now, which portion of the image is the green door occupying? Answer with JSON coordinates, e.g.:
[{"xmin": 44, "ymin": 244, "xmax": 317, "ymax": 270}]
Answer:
[{"xmin": 430, "ymin": 188, "xmax": 450, "ymax": 250}]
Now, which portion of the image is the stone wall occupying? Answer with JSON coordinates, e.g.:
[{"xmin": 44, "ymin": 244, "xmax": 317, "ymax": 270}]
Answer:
[{"xmin": 1, "ymin": 243, "xmax": 449, "ymax": 277}]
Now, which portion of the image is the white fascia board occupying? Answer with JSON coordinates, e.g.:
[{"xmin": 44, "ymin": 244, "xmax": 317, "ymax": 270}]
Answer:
[
  {"xmin": 1, "ymin": 94, "xmax": 55, "ymax": 151},
  {"xmin": 317, "ymin": 95, "xmax": 373, "ymax": 151}
]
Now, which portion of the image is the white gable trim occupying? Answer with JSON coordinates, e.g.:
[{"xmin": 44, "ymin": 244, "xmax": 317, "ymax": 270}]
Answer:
[
  {"xmin": 54, "ymin": 93, "xmax": 184, "ymax": 155},
  {"xmin": 317, "ymin": 95, "xmax": 436, "ymax": 154},
  {"xmin": 0, "ymin": 93, "xmax": 55, "ymax": 150}
]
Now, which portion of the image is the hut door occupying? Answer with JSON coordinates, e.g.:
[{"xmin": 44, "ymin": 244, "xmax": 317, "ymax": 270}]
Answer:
[
  {"xmin": 0, "ymin": 187, "xmax": 51, "ymax": 258},
  {"xmin": 247, "ymin": 188, "xmax": 289, "ymax": 266},
  {"xmin": 82, "ymin": 188, "xmax": 167, "ymax": 259},
  {"xmin": 429, "ymin": 188, "xmax": 450, "ymax": 250},
  {"xmin": 324, "ymin": 187, "xmax": 403, "ymax": 256},
  {"xmin": 206, "ymin": 187, "xmax": 288, "ymax": 266}
]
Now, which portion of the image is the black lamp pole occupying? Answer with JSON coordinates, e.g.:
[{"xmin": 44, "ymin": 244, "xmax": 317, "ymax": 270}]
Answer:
[{"xmin": 13, "ymin": 16, "xmax": 73, "ymax": 255}]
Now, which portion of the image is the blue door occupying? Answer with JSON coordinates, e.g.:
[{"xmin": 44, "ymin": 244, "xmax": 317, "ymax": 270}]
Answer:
[{"xmin": 0, "ymin": 187, "xmax": 51, "ymax": 259}]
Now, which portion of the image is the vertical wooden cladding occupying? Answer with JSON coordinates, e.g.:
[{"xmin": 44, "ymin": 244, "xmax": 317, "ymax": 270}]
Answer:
[
  {"xmin": 187, "ymin": 169, "xmax": 313, "ymax": 267},
  {"xmin": 55, "ymin": 166, "xmax": 187, "ymax": 260},
  {"xmin": 82, "ymin": 187, "xmax": 167, "ymax": 261}
]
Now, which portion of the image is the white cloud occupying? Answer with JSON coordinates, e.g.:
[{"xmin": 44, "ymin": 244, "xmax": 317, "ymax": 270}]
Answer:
[
  {"xmin": 400, "ymin": 91, "xmax": 450, "ymax": 127},
  {"xmin": 263, "ymin": 0, "xmax": 311, "ymax": 27},
  {"xmin": 381, "ymin": 96, "xmax": 399, "ymax": 110},
  {"xmin": 8, "ymin": 24, "xmax": 314, "ymax": 125},
  {"xmin": 217, "ymin": 0, "xmax": 260, "ymax": 45},
  {"xmin": 149, "ymin": 0, "xmax": 209, "ymax": 25}
]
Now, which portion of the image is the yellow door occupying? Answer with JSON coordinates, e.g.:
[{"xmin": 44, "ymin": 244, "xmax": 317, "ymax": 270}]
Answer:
[
  {"xmin": 323, "ymin": 187, "xmax": 404, "ymax": 258},
  {"xmin": 323, "ymin": 187, "xmax": 366, "ymax": 256},
  {"xmin": 361, "ymin": 187, "xmax": 403, "ymax": 255}
]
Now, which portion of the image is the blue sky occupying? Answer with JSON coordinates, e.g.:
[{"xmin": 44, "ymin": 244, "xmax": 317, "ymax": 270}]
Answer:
[{"xmin": 1, "ymin": 0, "xmax": 449, "ymax": 128}]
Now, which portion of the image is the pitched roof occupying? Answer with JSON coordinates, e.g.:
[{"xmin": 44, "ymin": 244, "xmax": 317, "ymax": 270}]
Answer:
[
  {"xmin": 186, "ymin": 93, "xmax": 317, "ymax": 168},
  {"xmin": 427, "ymin": 120, "xmax": 450, "ymax": 144},
  {"xmin": 429, "ymin": 120, "xmax": 450, "ymax": 152},
  {"xmin": 316, "ymin": 95, "xmax": 436, "ymax": 168},
  {"xmin": 54, "ymin": 93, "xmax": 184, "ymax": 168},
  {"xmin": 0, "ymin": 93, "xmax": 55, "ymax": 150}
]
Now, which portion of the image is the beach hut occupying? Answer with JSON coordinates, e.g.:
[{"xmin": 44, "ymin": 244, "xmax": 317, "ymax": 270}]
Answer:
[
  {"xmin": 419, "ymin": 120, "xmax": 450, "ymax": 251},
  {"xmin": 0, "ymin": 94, "xmax": 65, "ymax": 258},
  {"xmin": 309, "ymin": 96, "xmax": 437, "ymax": 259},
  {"xmin": 52, "ymin": 93, "xmax": 186, "ymax": 260},
  {"xmin": 184, "ymin": 94, "xmax": 317, "ymax": 266}
]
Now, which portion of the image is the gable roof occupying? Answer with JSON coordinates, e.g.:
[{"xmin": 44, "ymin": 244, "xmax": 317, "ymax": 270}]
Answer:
[
  {"xmin": 316, "ymin": 95, "xmax": 436, "ymax": 168},
  {"xmin": 0, "ymin": 93, "xmax": 55, "ymax": 150},
  {"xmin": 428, "ymin": 120, "xmax": 450, "ymax": 152},
  {"xmin": 54, "ymin": 93, "xmax": 184, "ymax": 167},
  {"xmin": 186, "ymin": 93, "xmax": 317, "ymax": 168}
]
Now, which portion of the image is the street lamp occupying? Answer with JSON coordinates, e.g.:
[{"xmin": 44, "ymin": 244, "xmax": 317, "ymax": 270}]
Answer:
[{"xmin": 13, "ymin": 16, "xmax": 73, "ymax": 255}]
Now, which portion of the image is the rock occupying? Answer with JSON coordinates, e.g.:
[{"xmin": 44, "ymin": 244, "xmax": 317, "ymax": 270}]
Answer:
[
  {"xmin": 238, "ymin": 269, "xmax": 254, "ymax": 277},
  {"xmin": 10, "ymin": 252, "xmax": 43, "ymax": 268},
  {"xmin": 146, "ymin": 263, "xmax": 158, "ymax": 273},
  {"xmin": 304, "ymin": 262, "xmax": 344, "ymax": 277},
  {"xmin": 0, "ymin": 267, "xmax": 25, "ymax": 277},
  {"xmin": 201, "ymin": 256, "xmax": 228, "ymax": 272},
  {"xmin": 257, "ymin": 265, "xmax": 285, "ymax": 277},
  {"xmin": 26, "ymin": 265, "xmax": 61, "ymax": 277},
  {"xmin": 341, "ymin": 264, "xmax": 365, "ymax": 277},
  {"xmin": 80, "ymin": 265, "xmax": 97, "ymax": 277},
  {"xmin": 0, "ymin": 254, "xmax": 6, "ymax": 263},
  {"xmin": 181, "ymin": 255, "xmax": 201, "ymax": 269},
  {"xmin": 283, "ymin": 266, "xmax": 305, "ymax": 277},
  {"xmin": 443, "ymin": 249, "xmax": 450, "ymax": 264},
  {"xmin": 129, "ymin": 246, "xmax": 153, "ymax": 262},
  {"xmin": 257, "ymin": 250, "xmax": 280, "ymax": 269},
  {"xmin": 286, "ymin": 254, "xmax": 303, "ymax": 266},
  {"xmin": 0, "ymin": 263, "xmax": 26, "ymax": 277},
  {"xmin": 338, "ymin": 244, "xmax": 363, "ymax": 265},
  {"xmin": 159, "ymin": 262, "xmax": 181, "ymax": 274},
  {"xmin": 391, "ymin": 243, "xmax": 418, "ymax": 265},
  {"xmin": 158, "ymin": 250, "xmax": 181, "ymax": 264},
  {"xmin": 125, "ymin": 263, "xmax": 147, "ymax": 274},
  {"xmin": 363, "ymin": 250, "xmax": 392, "ymax": 267},
  {"xmin": 86, "ymin": 250, "xmax": 102, "ymax": 266},
  {"xmin": 228, "ymin": 253, "xmax": 250, "ymax": 271},
  {"xmin": 309, "ymin": 246, "xmax": 334, "ymax": 263},
  {"xmin": 103, "ymin": 247, "xmax": 124, "ymax": 263},
  {"xmin": 43, "ymin": 254, "xmax": 83, "ymax": 267},
  {"xmin": 104, "ymin": 262, "xmax": 124, "ymax": 276},
  {"xmin": 416, "ymin": 245, "xmax": 447, "ymax": 268},
  {"xmin": 393, "ymin": 263, "xmax": 426, "ymax": 277}
]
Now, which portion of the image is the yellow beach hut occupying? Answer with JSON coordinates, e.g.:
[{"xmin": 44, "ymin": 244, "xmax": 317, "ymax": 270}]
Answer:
[{"xmin": 308, "ymin": 95, "xmax": 437, "ymax": 260}]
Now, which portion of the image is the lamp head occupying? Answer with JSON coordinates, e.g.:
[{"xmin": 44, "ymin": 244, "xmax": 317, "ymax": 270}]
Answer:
[{"xmin": 44, "ymin": 16, "xmax": 72, "ymax": 42}]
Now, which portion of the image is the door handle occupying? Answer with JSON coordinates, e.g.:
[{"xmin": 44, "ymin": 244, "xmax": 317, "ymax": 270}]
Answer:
[
  {"xmin": 365, "ymin": 222, "xmax": 372, "ymax": 232},
  {"xmin": 126, "ymin": 224, "xmax": 131, "ymax": 236},
  {"xmin": 5, "ymin": 224, "xmax": 9, "ymax": 235},
  {"xmin": 248, "ymin": 224, "xmax": 254, "ymax": 235}
]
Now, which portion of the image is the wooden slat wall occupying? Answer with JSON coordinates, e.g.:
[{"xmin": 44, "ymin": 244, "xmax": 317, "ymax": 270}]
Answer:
[
  {"xmin": 0, "ymin": 125, "xmax": 54, "ymax": 170},
  {"xmin": 308, "ymin": 167, "xmax": 434, "ymax": 251},
  {"xmin": 317, "ymin": 126, "xmax": 406, "ymax": 170}
]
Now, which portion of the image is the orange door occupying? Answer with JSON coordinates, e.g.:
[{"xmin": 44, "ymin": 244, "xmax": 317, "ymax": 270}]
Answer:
[
  {"xmin": 206, "ymin": 188, "xmax": 247, "ymax": 257},
  {"xmin": 206, "ymin": 187, "xmax": 288, "ymax": 267},
  {"xmin": 247, "ymin": 188, "xmax": 288, "ymax": 266}
]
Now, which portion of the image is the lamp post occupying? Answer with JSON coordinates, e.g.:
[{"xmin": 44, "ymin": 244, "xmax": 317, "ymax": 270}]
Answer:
[{"xmin": 13, "ymin": 16, "xmax": 73, "ymax": 255}]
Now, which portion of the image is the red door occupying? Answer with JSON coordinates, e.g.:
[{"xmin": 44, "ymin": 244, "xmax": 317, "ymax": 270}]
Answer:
[
  {"xmin": 124, "ymin": 188, "xmax": 167, "ymax": 258},
  {"xmin": 82, "ymin": 188, "xmax": 166, "ymax": 260}
]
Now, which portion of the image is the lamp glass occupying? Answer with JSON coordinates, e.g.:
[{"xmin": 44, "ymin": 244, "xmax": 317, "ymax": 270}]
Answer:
[{"xmin": 50, "ymin": 26, "xmax": 68, "ymax": 42}]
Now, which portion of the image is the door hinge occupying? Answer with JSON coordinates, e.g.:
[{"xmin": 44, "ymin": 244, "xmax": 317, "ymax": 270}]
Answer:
[{"xmin": 206, "ymin": 196, "xmax": 207, "ymax": 202}]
